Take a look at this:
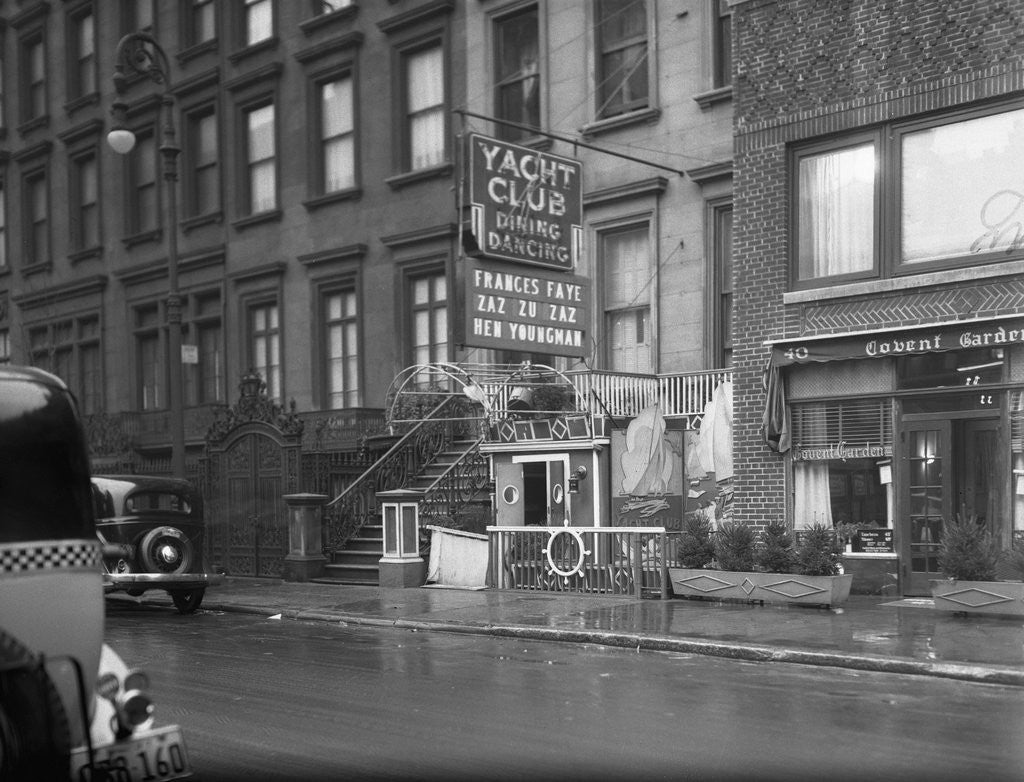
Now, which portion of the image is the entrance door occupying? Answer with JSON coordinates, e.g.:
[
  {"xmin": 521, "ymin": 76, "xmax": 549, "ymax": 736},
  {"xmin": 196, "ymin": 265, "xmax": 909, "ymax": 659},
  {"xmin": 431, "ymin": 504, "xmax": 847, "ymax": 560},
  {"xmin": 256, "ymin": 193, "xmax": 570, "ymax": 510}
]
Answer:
[
  {"xmin": 900, "ymin": 421, "xmax": 951, "ymax": 595},
  {"xmin": 899, "ymin": 416, "xmax": 1004, "ymax": 595},
  {"xmin": 223, "ymin": 433, "xmax": 287, "ymax": 577},
  {"xmin": 495, "ymin": 456, "xmax": 568, "ymax": 526}
]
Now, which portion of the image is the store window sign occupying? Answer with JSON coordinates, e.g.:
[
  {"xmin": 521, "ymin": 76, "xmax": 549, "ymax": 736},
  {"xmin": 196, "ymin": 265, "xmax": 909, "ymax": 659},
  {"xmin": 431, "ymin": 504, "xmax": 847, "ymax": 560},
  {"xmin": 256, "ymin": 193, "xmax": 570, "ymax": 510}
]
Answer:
[
  {"xmin": 793, "ymin": 442, "xmax": 891, "ymax": 461},
  {"xmin": 773, "ymin": 318, "xmax": 1024, "ymax": 366},
  {"xmin": 467, "ymin": 133, "xmax": 582, "ymax": 271}
]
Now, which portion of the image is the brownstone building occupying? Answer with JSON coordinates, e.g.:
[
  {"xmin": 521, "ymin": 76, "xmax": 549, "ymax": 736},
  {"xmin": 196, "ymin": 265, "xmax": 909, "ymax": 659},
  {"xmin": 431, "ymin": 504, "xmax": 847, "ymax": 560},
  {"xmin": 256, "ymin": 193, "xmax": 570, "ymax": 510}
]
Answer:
[{"xmin": 731, "ymin": 0, "xmax": 1024, "ymax": 595}]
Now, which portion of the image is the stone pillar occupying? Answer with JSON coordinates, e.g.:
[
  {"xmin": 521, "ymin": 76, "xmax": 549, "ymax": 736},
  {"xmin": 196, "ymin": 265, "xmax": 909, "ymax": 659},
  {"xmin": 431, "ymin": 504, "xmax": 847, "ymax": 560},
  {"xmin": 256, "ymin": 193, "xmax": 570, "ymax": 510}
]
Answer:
[{"xmin": 282, "ymin": 493, "xmax": 328, "ymax": 582}]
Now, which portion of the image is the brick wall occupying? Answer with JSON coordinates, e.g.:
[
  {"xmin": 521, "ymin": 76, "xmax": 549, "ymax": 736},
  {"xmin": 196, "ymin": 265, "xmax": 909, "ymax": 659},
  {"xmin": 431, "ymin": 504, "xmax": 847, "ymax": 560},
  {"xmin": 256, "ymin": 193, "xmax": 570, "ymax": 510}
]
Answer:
[{"xmin": 729, "ymin": 0, "xmax": 1024, "ymax": 528}]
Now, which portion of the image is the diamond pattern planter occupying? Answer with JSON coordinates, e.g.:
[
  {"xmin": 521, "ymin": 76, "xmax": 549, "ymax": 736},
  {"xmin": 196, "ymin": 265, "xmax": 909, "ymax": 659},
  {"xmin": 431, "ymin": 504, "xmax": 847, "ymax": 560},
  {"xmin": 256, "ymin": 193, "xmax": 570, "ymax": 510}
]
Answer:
[
  {"xmin": 929, "ymin": 579, "xmax": 1024, "ymax": 616},
  {"xmin": 668, "ymin": 568, "xmax": 853, "ymax": 608}
]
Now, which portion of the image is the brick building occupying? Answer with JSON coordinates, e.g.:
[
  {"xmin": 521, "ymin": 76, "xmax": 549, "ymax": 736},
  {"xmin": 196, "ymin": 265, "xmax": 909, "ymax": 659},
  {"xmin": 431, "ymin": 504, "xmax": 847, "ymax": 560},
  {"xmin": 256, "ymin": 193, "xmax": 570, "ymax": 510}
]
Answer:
[{"xmin": 731, "ymin": 0, "xmax": 1024, "ymax": 595}]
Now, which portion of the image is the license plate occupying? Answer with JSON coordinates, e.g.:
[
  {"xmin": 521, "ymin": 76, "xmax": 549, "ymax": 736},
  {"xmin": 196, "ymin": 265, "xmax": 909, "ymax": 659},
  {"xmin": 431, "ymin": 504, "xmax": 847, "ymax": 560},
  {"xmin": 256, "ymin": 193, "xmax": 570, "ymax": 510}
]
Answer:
[{"xmin": 70, "ymin": 724, "xmax": 193, "ymax": 781}]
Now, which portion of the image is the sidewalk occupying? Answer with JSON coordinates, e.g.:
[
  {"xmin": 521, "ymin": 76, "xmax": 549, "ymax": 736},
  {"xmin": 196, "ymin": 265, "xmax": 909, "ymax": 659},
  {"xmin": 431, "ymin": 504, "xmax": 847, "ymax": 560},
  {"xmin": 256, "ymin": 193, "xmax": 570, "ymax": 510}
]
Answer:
[{"xmin": 110, "ymin": 578, "xmax": 1024, "ymax": 687}]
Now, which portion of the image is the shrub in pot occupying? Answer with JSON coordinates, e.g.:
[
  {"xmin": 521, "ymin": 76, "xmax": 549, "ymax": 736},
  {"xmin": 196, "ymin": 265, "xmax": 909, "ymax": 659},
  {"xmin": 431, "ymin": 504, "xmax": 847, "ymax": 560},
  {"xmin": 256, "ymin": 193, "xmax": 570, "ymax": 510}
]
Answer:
[
  {"xmin": 676, "ymin": 512, "xmax": 715, "ymax": 569},
  {"xmin": 714, "ymin": 521, "xmax": 756, "ymax": 572},
  {"xmin": 931, "ymin": 517, "xmax": 1024, "ymax": 615},
  {"xmin": 937, "ymin": 515, "xmax": 999, "ymax": 581},
  {"xmin": 755, "ymin": 519, "xmax": 796, "ymax": 574},
  {"xmin": 793, "ymin": 522, "xmax": 843, "ymax": 577}
]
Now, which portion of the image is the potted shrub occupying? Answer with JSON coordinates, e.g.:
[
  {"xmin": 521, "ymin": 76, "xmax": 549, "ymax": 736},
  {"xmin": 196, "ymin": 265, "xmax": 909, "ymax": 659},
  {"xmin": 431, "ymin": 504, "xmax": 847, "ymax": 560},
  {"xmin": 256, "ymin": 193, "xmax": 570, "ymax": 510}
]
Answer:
[
  {"xmin": 930, "ymin": 517, "xmax": 1024, "ymax": 616},
  {"xmin": 668, "ymin": 520, "xmax": 853, "ymax": 607}
]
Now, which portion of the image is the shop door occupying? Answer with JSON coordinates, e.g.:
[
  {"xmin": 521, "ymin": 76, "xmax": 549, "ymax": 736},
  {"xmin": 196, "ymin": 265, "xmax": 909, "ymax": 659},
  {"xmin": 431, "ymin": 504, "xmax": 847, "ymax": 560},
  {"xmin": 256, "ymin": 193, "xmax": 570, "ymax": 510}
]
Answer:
[
  {"xmin": 900, "ymin": 421, "xmax": 951, "ymax": 595},
  {"xmin": 495, "ymin": 457, "xmax": 567, "ymax": 526},
  {"xmin": 899, "ymin": 416, "xmax": 1003, "ymax": 595}
]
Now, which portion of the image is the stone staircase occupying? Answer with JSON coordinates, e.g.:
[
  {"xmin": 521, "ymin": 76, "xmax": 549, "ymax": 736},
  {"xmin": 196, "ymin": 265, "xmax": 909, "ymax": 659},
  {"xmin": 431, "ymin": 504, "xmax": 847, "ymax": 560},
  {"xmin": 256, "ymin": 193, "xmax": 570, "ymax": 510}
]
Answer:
[{"xmin": 317, "ymin": 439, "xmax": 479, "ymax": 585}]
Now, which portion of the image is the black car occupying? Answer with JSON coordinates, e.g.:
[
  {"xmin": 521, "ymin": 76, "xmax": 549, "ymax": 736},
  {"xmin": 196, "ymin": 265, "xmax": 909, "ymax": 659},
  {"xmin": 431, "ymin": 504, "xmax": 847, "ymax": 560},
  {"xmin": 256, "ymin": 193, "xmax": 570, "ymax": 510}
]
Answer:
[{"xmin": 93, "ymin": 474, "xmax": 223, "ymax": 614}]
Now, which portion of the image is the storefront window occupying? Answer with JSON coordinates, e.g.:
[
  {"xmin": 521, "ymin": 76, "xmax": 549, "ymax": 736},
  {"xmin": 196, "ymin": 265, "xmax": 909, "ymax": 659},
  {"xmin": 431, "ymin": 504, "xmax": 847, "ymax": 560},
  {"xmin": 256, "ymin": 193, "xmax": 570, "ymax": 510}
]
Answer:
[
  {"xmin": 794, "ymin": 459, "xmax": 891, "ymax": 531},
  {"xmin": 897, "ymin": 347, "xmax": 1005, "ymax": 390}
]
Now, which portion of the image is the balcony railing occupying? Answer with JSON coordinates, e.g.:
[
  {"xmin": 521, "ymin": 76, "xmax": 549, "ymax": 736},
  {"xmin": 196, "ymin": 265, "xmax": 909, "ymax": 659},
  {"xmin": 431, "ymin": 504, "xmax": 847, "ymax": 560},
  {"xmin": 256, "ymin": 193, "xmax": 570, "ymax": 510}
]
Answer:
[
  {"xmin": 567, "ymin": 368, "xmax": 732, "ymax": 423},
  {"xmin": 488, "ymin": 525, "xmax": 676, "ymax": 598}
]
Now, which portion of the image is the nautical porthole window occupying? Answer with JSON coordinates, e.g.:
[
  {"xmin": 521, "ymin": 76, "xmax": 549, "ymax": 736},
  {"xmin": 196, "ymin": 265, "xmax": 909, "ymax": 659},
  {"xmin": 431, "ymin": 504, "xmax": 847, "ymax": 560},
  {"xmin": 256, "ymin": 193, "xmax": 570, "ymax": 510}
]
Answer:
[
  {"xmin": 551, "ymin": 484, "xmax": 564, "ymax": 505},
  {"xmin": 502, "ymin": 485, "xmax": 520, "ymax": 505}
]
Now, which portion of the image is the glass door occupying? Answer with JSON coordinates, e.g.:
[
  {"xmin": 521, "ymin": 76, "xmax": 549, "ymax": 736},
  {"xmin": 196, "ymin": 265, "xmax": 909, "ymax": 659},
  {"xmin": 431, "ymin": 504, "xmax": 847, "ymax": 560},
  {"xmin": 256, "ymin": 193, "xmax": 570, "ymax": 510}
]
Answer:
[{"xmin": 900, "ymin": 420, "xmax": 951, "ymax": 595}]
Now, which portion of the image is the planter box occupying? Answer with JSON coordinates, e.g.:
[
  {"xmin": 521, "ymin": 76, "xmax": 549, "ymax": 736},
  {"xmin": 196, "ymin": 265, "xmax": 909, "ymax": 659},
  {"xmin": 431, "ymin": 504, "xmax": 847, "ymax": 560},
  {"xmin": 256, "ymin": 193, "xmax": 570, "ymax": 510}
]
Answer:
[
  {"xmin": 929, "ymin": 579, "xmax": 1024, "ymax": 616},
  {"xmin": 668, "ymin": 568, "xmax": 853, "ymax": 607}
]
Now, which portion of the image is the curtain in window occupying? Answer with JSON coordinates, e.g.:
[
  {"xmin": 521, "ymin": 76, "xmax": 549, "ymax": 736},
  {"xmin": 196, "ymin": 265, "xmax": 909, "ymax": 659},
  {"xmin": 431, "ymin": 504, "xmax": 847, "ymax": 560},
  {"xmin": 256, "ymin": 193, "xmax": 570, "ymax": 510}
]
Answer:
[
  {"xmin": 407, "ymin": 47, "xmax": 444, "ymax": 170},
  {"xmin": 793, "ymin": 462, "xmax": 834, "ymax": 530},
  {"xmin": 248, "ymin": 105, "xmax": 275, "ymax": 213},
  {"xmin": 604, "ymin": 227, "xmax": 651, "ymax": 373},
  {"xmin": 798, "ymin": 144, "xmax": 874, "ymax": 279},
  {"xmin": 322, "ymin": 79, "xmax": 354, "ymax": 192}
]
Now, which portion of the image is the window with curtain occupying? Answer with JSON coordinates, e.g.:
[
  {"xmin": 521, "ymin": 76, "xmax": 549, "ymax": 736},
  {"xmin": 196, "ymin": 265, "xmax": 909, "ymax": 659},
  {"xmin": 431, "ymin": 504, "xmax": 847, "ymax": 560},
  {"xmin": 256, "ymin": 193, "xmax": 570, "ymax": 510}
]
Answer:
[
  {"xmin": 250, "ymin": 302, "xmax": 281, "ymax": 400},
  {"xmin": 404, "ymin": 45, "xmax": 445, "ymax": 171},
  {"xmin": 325, "ymin": 289, "xmax": 360, "ymax": 408},
  {"xmin": 187, "ymin": 109, "xmax": 219, "ymax": 217},
  {"xmin": 131, "ymin": 130, "xmax": 158, "ymax": 234},
  {"xmin": 603, "ymin": 225, "xmax": 652, "ymax": 373},
  {"xmin": 713, "ymin": 203, "xmax": 733, "ymax": 368},
  {"xmin": 494, "ymin": 6, "xmax": 540, "ymax": 142},
  {"xmin": 73, "ymin": 153, "xmax": 99, "ymax": 251},
  {"xmin": 321, "ymin": 76, "xmax": 355, "ymax": 193},
  {"xmin": 25, "ymin": 171, "xmax": 49, "ymax": 266},
  {"xmin": 594, "ymin": 0, "xmax": 649, "ymax": 119},
  {"xmin": 796, "ymin": 142, "xmax": 876, "ymax": 281},
  {"xmin": 245, "ymin": 0, "xmax": 272, "ymax": 46},
  {"xmin": 409, "ymin": 273, "xmax": 448, "ymax": 367},
  {"xmin": 246, "ymin": 103, "xmax": 276, "ymax": 213}
]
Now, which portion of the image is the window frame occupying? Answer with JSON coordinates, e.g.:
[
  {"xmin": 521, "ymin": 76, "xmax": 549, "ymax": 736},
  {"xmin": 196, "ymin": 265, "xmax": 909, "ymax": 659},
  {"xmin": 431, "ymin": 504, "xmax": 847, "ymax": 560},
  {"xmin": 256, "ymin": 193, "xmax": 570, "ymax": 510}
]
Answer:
[
  {"xmin": 711, "ymin": 0, "xmax": 732, "ymax": 90},
  {"xmin": 21, "ymin": 164, "xmax": 50, "ymax": 270},
  {"xmin": 598, "ymin": 219, "xmax": 654, "ymax": 374},
  {"xmin": 239, "ymin": 98, "xmax": 278, "ymax": 218},
  {"xmin": 492, "ymin": 3, "xmax": 542, "ymax": 143},
  {"xmin": 320, "ymin": 281, "xmax": 362, "ymax": 409},
  {"xmin": 133, "ymin": 302, "xmax": 163, "ymax": 411},
  {"xmin": 182, "ymin": 101, "xmax": 220, "ymax": 222},
  {"xmin": 708, "ymin": 199, "xmax": 733, "ymax": 369},
  {"xmin": 396, "ymin": 35, "xmax": 449, "ymax": 175},
  {"xmin": 593, "ymin": 0, "xmax": 652, "ymax": 121},
  {"xmin": 125, "ymin": 123, "xmax": 161, "ymax": 240},
  {"xmin": 65, "ymin": 3, "xmax": 98, "ymax": 106},
  {"xmin": 246, "ymin": 298, "xmax": 282, "ymax": 402},
  {"xmin": 790, "ymin": 101, "xmax": 1024, "ymax": 290},
  {"xmin": 242, "ymin": 0, "xmax": 274, "ymax": 49},
  {"xmin": 19, "ymin": 30, "xmax": 47, "ymax": 127},
  {"xmin": 68, "ymin": 146, "xmax": 101, "ymax": 258},
  {"xmin": 182, "ymin": 0, "xmax": 217, "ymax": 50},
  {"xmin": 27, "ymin": 314, "xmax": 102, "ymax": 414},
  {"xmin": 405, "ymin": 266, "xmax": 449, "ymax": 368},
  {"xmin": 183, "ymin": 291, "xmax": 224, "ymax": 406},
  {"xmin": 310, "ymin": 65, "xmax": 359, "ymax": 200}
]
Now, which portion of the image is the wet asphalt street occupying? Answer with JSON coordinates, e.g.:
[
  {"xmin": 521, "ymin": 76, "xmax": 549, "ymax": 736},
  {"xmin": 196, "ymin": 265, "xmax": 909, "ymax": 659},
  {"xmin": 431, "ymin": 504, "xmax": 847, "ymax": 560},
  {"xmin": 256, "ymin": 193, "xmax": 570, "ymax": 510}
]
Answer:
[{"xmin": 104, "ymin": 600, "xmax": 1024, "ymax": 782}]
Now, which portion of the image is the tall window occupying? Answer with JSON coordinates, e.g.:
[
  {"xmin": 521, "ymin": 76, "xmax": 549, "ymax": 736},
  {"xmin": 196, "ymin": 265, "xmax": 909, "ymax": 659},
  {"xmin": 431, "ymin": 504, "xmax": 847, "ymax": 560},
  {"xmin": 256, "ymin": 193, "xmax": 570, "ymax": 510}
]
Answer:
[
  {"xmin": 184, "ymin": 294, "xmax": 223, "ymax": 405},
  {"xmin": 594, "ymin": 0, "xmax": 649, "ymax": 119},
  {"xmin": 712, "ymin": 0, "xmax": 732, "ymax": 89},
  {"xmin": 325, "ymin": 289, "xmax": 359, "ymax": 408},
  {"xmin": 712, "ymin": 204, "xmax": 733, "ymax": 368},
  {"xmin": 21, "ymin": 36, "xmax": 46, "ymax": 123},
  {"xmin": 72, "ymin": 153, "xmax": 99, "ymax": 251},
  {"xmin": 130, "ymin": 130, "xmax": 159, "ymax": 235},
  {"xmin": 409, "ymin": 273, "xmax": 447, "ymax": 366},
  {"xmin": 135, "ymin": 304, "xmax": 161, "ymax": 410},
  {"xmin": 494, "ymin": 7, "xmax": 539, "ymax": 142},
  {"xmin": 603, "ymin": 225, "xmax": 651, "ymax": 373},
  {"xmin": 249, "ymin": 302, "xmax": 281, "ymax": 400},
  {"xmin": 24, "ymin": 171, "xmax": 49, "ymax": 267},
  {"xmin": 316, "ymin": 0, "xmax": 352, "ymax": 14},
  {"xmin": 186, "ymin": 0, "xmax": 217, "ymax": 46},
  {"xmin": 320, "ymin": 76, "xmax": 355, "ymax": 193},
  {"xmin": 29, "ymin": 316, "xmax": 101, "ymax": 414},
  {"xmin": 69, "ymin": 9, "xmax": 96, "ymax": 100},
  {"xmin": 123, "ymin": 0, "xmax": 153, "ymax": 34},
  {"xmin": 404, "ymin": 44, "xmax": 445, "ymax": 171},
  {"xmin": 186, "ymin": 108, "xmax": 219, "ymax": 217},
  {"xmin": 244, "ymin": 0, "xmax": 273, "ymax": 46},
  {"xmin": 0, "ymin": 330, "xmax": 9, "ymax": 365},
  {"xmin": 0, "ymin": 180, "xmax": 6, "ymax": 271},
  {"xmin": 245, "ymin": 103, "xmax": 276, "ymax": 213}
]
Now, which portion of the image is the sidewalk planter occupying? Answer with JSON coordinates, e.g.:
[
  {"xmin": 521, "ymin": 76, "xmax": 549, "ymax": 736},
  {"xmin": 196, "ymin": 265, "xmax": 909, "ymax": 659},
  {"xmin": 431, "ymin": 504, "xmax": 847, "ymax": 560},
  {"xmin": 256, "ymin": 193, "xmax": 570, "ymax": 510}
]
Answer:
[
  {"xmin": 668, "ymin": 568, "xmax": 854, "ymax": 608},
  {"xmin": 929, "ymin": 579, "xmax": 1024, "ymax": 616}
]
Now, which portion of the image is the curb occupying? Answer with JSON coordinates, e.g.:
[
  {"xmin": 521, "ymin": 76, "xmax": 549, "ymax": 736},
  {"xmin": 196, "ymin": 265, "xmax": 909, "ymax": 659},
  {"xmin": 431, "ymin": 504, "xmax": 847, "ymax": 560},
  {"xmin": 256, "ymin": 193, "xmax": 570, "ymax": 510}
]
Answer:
[{"xmin": 189, "ymin": 598, "xmax": 1024, "ymax": 688}]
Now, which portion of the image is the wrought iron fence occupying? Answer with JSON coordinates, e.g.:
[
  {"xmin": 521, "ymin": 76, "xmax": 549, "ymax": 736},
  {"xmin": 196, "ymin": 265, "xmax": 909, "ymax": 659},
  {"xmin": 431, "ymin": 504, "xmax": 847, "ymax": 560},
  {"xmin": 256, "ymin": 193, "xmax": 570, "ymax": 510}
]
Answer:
[
  {"xmin": 420, "ymin": 436, "xmax": 491, "ymax": 524},
  {"xmin": 488, "ymin": 526, "xmax": 675, "ymax": 598}
]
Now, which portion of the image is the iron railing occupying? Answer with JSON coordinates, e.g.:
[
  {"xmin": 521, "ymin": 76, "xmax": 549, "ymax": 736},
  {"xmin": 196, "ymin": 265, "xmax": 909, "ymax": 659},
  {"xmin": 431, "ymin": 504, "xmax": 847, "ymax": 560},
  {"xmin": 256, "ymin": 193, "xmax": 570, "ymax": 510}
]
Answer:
[
  {"xmin": 567, "ymin": 368, "xmax": 732, "ymax": 423},
  {"xmin": 488, "ymin": 525, "xmax": 675, "ymax": 598},
  {"xmin": 420, "ymin": 435, "xmax": 491, "ymax": 524}
]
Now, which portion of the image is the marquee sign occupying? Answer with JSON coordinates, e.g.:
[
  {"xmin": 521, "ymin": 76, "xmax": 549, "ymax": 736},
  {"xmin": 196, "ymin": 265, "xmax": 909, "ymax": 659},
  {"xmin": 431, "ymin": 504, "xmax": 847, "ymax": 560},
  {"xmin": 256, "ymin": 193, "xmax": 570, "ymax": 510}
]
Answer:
[
  {"xmin": 467, "ymin": 133, "xmax": 582, "ymax": 271},
  {"xmin": 461, "ymin": 258, "xmax": 590, "ymax": 357}
]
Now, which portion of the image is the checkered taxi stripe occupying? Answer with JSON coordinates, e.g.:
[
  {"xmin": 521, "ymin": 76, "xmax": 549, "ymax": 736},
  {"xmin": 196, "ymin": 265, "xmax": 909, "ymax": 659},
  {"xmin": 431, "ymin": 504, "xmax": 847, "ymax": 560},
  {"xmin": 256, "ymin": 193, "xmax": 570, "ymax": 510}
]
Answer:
[{"xmin": 0, "ymin": 539, "xmax": 100, "ymax": 575}]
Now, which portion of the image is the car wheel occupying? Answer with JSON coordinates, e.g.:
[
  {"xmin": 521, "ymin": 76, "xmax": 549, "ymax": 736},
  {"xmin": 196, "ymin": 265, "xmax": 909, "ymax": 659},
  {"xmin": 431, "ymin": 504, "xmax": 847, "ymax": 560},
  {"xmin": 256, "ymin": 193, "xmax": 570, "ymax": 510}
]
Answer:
[
  {"xmin": 138, "ymin": 526, "xmax": 194, "ymax": 575},
  {"xmin": 170, "ymin": 589, "xmax": 205, "ymax": 614},
  {"xmin": 0, "ymin": 630, "xmax": 71, "ymax": 780}
]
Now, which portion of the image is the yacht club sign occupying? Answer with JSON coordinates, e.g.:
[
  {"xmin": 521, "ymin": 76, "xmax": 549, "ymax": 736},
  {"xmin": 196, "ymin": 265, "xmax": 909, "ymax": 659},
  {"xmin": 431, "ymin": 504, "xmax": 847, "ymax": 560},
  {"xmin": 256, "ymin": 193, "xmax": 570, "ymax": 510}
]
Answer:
[{"xmin": 467, "ymin": 133, "xmax": 582, "ymax": 271}]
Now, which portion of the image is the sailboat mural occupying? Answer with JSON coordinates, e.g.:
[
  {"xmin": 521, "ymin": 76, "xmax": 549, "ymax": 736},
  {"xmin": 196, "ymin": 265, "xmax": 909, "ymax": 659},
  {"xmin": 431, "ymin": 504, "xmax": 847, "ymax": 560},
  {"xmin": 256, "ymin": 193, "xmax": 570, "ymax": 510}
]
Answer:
[{"xmin": 611, "ymin": 404, "xmax": 683, "ymax": 526}]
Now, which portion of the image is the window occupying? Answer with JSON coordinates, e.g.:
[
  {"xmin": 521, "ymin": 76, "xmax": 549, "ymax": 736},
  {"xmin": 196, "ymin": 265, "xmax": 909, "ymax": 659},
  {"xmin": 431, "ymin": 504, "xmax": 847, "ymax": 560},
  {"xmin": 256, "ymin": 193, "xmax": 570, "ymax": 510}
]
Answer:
[
  {"xmin": 21, "ymin": 35, "xmax": 46, "ymax": 123},
  {"xmin": 184, "ymin": 294, "xmax": 223, "ymax": 405},
  {"xmin": 0, "ymin": 41, "xmax": 5, "ymax": 129},
  {"xmin": 594, "ymin": 0, "xmax": 649, "ymax": 119},
  {"xmin": 185, "ymin": 0, "xmax": 217, "ymax": 47},
  {"xmin": 245, "ymin": 103, "xmax": 276, "ymax": 214},
  {"xmin": 23, "ymin": 170, "xmax": 49, "ymax": 267},
  {"xmin": 403, "ymin": 44, "xmax": 446, "ymax": 171},
  {"xmin": 494, "ymin": 6, "xmax": 540, "ymax": 142},
  {"xmin": 712, "ymin": 204, "xmax": 733, "ymax": 368},
  {"xmin": 123, "ymin": 0, "xmax": 154, "ymax": 33},
  {"xmin": 129, "ymin": 129, "xmax": 159, "ymax": 235},
  {"xmin": 320, "ymin": 76, "xmax": 355, "ymax": 193},
  {"xmin": 134, "ymin": 304, "xmax": 161, "ymax": 410},
  {"xmin": 793, "ymin": 104, "xmax": 1024, "ymax": 286},
  {"xmin": 28, "ymin": 316, "xmax": 101, "ymax": 414},
  {"xmin": 68, "ymin": 8, "xmax": 97, "ymax": 101},
  {"xmin": 0, "ymin": 180, "xmax": 6, "ymax": 271},
  {"xmin": 602, "ymin": 225, "xmax": 651, "ymax": 373},
  {"xmin": 71, "ymin": 152, "xmax": 99, "ymax": 252},
  {"xmin": 409, "ymin": 272, "xmax": 447, "ymax": 366},
  {"xmin": 185, "ymin": 108, "xmax": 219, "ymax": 217},
  {"xmin": 316, "ymin": 0, "xmax": 352, "ymax": 14},
  {"xmin": 0, "ymin": 330, "xmax": 9, "ymax": 364},
  {"xmin": 325, "ymin": 288, "xmax": 359, "ymax": 408},
  {"xmin": 244, "ymin": 0, "xmax": 273, "ymax": 46},
  {"xmin": 712, "ymin": 0, "xmax": 732, "ymax": 89},
  {"xmin": 249, "ymin": 302, "xmax": 281, "ymax": 400}
]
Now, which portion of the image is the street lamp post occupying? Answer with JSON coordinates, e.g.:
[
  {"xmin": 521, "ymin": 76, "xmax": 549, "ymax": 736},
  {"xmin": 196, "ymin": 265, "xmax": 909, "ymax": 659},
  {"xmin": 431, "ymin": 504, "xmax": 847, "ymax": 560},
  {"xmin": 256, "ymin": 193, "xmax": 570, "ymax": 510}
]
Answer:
[{"xmin": 107, "ymin": 32, "xmax": 186, "ymax": 479}]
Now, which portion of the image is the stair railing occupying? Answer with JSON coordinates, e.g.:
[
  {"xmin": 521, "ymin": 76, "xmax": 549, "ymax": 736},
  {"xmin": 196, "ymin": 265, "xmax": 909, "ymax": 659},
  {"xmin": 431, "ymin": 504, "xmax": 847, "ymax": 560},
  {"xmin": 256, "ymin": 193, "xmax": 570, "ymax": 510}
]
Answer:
[
  {"xmin": 419, "ymin": 435, "xmax": 490, "ymax": 523},
  {"xmin": 322, "ymin": 395, "xmax": 483, "ymax": 554}
]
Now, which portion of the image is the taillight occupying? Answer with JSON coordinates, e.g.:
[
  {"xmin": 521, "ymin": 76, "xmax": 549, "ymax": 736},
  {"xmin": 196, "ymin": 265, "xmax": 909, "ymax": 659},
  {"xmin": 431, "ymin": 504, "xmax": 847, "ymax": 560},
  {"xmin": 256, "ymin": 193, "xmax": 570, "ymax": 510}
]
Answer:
[{"xmin": 97, "ymin": 668, "xmax": 154, "ymax": 739}]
